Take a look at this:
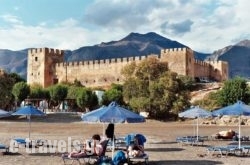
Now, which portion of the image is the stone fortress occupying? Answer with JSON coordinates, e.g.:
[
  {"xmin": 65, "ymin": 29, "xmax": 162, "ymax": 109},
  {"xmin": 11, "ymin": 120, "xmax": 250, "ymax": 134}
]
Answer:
[{"xmin": 27, "ymin": 47, "xmax": 228, "ymax": 88}]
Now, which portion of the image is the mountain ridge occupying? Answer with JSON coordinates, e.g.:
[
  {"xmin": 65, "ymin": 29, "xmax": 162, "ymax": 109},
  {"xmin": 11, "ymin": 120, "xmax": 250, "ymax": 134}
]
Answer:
[{"xmin": 0, "ymin": 32, "xmax": 249, "ymax": 79}]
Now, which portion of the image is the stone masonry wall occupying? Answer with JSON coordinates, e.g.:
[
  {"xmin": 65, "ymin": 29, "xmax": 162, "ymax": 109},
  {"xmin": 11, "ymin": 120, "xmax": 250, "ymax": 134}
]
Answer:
[{"xmin": 27, "ymin": 47, "xmax": 228, "ymax": 88}]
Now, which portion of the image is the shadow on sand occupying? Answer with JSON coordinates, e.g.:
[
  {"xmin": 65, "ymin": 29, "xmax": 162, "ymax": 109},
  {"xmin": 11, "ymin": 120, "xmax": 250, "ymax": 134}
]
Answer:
[
  {"xmin": 1, "ymin": 113, "xmax": 81, "ymax": 123},
  {"xmin": 150, "ymin": 160, "xmax": 223, "ymax": 165},
  {"xmin": 145, "ymin": 147, "xmax": 184, "ymax": 152}
]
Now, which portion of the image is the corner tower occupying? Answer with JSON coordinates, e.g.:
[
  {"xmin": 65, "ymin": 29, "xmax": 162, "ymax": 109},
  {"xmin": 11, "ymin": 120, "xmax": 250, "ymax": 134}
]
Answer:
[
  {"xmin": 27, "ymin": 48, "xmax": 64, "ymax": 88},
  {"xmin": 160, "ymin": 47, "xmax": 195, "ymax": 78}
]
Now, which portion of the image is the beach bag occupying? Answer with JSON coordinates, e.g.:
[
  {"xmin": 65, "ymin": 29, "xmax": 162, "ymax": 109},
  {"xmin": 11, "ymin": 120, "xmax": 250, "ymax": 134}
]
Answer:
[{"xmin": 112, "ymin": 150, "xmax": 127, "ymax": 165}]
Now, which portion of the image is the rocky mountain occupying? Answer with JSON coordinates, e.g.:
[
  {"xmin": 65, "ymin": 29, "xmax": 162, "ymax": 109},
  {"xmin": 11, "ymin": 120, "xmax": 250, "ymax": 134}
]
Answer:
[
  {"xmin": 205, "ymin": 39, "xmax": 250, "ymax": 78},
  {"xmin": 65, "ymin": 32, "xmax": 208, "ymax": 61},
  {"xmin": 0, "ymin": 49, "xmax": 27, "ymax": 78},
  {"xmin": 0, "ymin": 32, "xmax": 249, "ymax": 79}
]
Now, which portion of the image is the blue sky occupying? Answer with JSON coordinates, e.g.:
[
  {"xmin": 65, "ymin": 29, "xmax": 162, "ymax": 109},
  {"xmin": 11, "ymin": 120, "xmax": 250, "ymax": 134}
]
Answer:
[{"xmin": 0, "ymin": 0, "xmax": 249, "ymax": 53}]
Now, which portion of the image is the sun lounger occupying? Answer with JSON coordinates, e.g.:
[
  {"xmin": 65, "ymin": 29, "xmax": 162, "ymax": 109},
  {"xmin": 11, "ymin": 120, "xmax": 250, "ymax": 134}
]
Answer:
[
  {"xmin": 206, "ymin": 145, "xmax": 245, "ymax": 157},
  {"xmin": 107, "ymin": 137, "xmax": 126, "ymax": 151},
  {"xmin": 176, "ymin": 136, "xmax": 205, "ymax": 146},
  {"xmin": 127, "ymin": 153, "xmax": 149, "ymax": 165},
  {"xmin": 125, "ymin": 133, "xmax": 149, "ymax": 164},
  {"xmin": 227, "ymin": 145, "xmax": 250, "ymax": 156},
  {"xmin": 0, "ymin": 144, "xmax": 9, "ymax": 153},
  {"xmin": 62, "ymin": 139, "xmax": 110, "ymax": 165},
  {"xmin": 11, "ymin": 138, "xmax": 45, "ymax": 148}
]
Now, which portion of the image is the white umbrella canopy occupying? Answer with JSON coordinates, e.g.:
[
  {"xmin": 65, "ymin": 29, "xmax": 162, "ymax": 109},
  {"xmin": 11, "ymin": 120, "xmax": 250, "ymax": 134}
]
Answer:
[
  {"xmin": 212, "ymin": 100, "xmax": 250, "ymax": 148},
  {"xmin": 179, "ymin": 106, "xmax": 212, "ymax": 141}
]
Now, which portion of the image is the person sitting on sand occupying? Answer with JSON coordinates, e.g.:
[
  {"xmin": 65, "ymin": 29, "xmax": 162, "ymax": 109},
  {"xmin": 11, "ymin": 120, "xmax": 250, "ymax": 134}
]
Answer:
[
  {"xmin": 127, "ymin": 135, "xmax": 144, "ymax": 157},
  {"xmin": 64, "ymin": 134, "xmax": 103, "ymax": 158},
  {"xmin": 214, "ymin": 129, "xmax": 236, "ymax": 139}
]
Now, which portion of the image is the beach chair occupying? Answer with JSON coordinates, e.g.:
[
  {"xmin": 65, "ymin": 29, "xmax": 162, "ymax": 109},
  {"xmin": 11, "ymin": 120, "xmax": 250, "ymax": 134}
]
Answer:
[
  {"xmin": 206, "ymin": 145, "xmax": 238, "ymax": 157},
  {"xmin": 125, "ymin": 133, "xmax": 149, "ymax": 165},
  {"xmin": 11, "ymin": 138, "xmax": 29, "ymax": 148},
  {"xmin": 11, "ymin": 138, "xmax": 40, "ymax": 148},
  {"xmin": 0, "ymin": 144, "xmax": 9, "ymax": 153},
  {"xmin": 62, "ymin": 139, "xmax": 110, "ymax": 165},
  {"xmin": 227, "ymin": 144, "xmax": 250, "ymax": 156},
  {"xmin": 107, "ymin": 136, "xmax": 127, "ymax": 151},
  {"xmin": 176, "ymin": 136, "xmax": 205, "ymax": 146}
]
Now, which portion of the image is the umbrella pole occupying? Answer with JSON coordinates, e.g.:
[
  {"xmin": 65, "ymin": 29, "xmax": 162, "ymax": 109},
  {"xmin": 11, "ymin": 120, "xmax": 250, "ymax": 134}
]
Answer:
[
  {"xmin": 196, "ymin": 118, "xmax": 199, "ymax": 141},
  {"xmin": 112, "ymin": 135, "xmax": 115, "ymax": 159},
  {"xmin": 28, "ymin": 115, "xmax": 31, "ymax": 139},
  {"xmin": 239, "ymin": 116, "xmax": 241, "ymax": 148},
  {"xmin": 193, "ymin": 119, "xmax": 195, "ymax": 137},
  {"xmin": 103, "ymin": 123, "xmax": 105, "ymax": 137}
]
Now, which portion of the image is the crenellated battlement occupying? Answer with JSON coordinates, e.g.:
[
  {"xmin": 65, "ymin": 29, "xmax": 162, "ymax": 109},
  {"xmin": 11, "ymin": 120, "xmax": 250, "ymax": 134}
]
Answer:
[
  {"xmin": 161, "ymin": 47, "xmax": 188, "ymax": 54},
  {"xmin": 194, "ymin": 59, "xmax": 210, "ymax": 67},
  {"xmin": 55, "ymin": 54, "xmax": 157, "ymax": 67},
  {"xmin": 205, "ymin": 60, "xmax": 228, "ymax": 65},
  {"xmin": 27, "ymin": 47, "xmax": 228, "ymax": 88},
  {"xmin": 28, "ymin": 47, "xmax": 64, "ymax": 56}
]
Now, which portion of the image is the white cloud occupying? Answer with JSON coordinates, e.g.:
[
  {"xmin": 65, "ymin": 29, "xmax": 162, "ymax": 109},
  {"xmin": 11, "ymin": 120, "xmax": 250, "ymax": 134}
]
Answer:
[
  {"xmin": 1, "ymin": 0, "xmax": 250, "ymax": 53},
  {"xmin": 1, "ymin": 14, "xmax": 23, "ymax": 25}
]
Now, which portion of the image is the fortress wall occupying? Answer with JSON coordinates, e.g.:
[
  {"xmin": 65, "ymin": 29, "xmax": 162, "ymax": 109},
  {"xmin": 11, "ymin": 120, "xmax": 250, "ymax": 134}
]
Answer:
[
  {"xmin": 54, "ymin": 56, "xmax": 139, "ymax": 87},
  {"xmin": 194, "ymin": 59, "xmax": 211, "ymax": 78},
  {"xmin": 206, "ymin": 60, "xmax": 229, "ymax": 81},
  {"xmin": 28, "ymin": 47, "xmax": 228, "ymax": 88}
]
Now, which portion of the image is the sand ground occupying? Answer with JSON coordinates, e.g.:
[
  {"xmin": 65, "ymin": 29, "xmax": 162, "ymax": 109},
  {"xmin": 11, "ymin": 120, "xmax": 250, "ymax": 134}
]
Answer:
[{"xmin": 0, "ymin": 113, "xmax": 250, "ymax": 165}]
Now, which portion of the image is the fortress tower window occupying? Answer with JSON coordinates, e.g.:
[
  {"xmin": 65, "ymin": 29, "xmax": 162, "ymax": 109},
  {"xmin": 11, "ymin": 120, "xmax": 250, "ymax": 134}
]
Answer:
[
  {"xmin": 117, "ymin": 78, "xmax": 119, "ymax": 82},
  {"xmin": 35, "ymin": 57, "xmax": 38, "ymax": 61},
  {"xmin": 93, "ymin": 80, "xmax": 96, "ymax": 83}
]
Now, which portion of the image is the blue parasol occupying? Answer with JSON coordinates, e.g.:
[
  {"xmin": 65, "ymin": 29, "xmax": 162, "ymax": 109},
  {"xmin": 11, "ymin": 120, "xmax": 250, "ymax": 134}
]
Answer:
[
  {"xmin": 12, "ymin": 105, "xmax": 45, "ymax": 139},
  {"xmin": 81, "ymin": 102, "xmax": 145, "ymax": 123},
  {"xmin": 81, "ymin": 101, "xmax": 145, "ymax": 158},
  {"xmin": 179, "ymin": 106, "xmax": 212, "ymax": 141},
  {"xmin": 212, "ymin": 100, "xmax": 250, "ymax": 148},
  {"xmin": 0, "ymin": 109, "xmax": 11, "ymax": 118}
]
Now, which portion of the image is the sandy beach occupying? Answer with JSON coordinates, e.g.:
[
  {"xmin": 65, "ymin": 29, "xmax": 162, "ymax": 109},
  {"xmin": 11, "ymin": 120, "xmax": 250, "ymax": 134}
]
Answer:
[{"xmin": 0, "ymin": 113, "xmax": 250, "ymax": 165}]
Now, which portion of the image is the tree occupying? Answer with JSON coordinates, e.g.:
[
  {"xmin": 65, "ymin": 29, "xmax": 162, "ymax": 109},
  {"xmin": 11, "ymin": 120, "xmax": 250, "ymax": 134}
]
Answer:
[
  {"xmin": 121, "ymin": 57, "xmax": 190, "ymax": 119},
  {"xmin": 12, "ymin": 82, "xmax": 30, "ymax": 106},
  {"xmin": 102, "ymin": 88, "xmax": 124, "ymax": 106},
  {"xmin": 30, "ymin": 84, "xmax": 50, "ymax": 100},
  {"xmin": 8, "ymin": 72, "xmax": 25, "ymax": 83},
  {"xmin": 48, "ymin": 84, "xmax": 68, "ymax": 107},
  {"xmin": 101, "ymin": 83, "xmax": 124, "ymax": 105},
  {"xmin": 216, "ymin": 77, "xmax": 250, "ymax": 106},
  {"xmin": 76, "ymin": 88, "xmax": 98, "ymax": 111},
  {"xmin": 0, "ymin": 72, "xmax": 15, "ymax": 109}
]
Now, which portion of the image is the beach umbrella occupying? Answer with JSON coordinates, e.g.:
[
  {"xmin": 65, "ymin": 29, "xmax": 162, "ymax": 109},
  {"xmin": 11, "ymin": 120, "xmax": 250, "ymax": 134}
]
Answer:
[
  {"xmin": 212, "ymin": 100, "xmax": 250, "ymax": 148},
  {"xmin": 0, "ymin": 109, "xmax": 11, "ymax": 118},
  {"xmin": 179, "ymin": 106, "xmax": 212, "ymax": 141},
  {"xmin": 81, "ymin": 101, "xmax": 145, "ymax": 157},
  {"xmin": 12, "ymin": 105, "xmax": 45, "ymax": 139}
]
